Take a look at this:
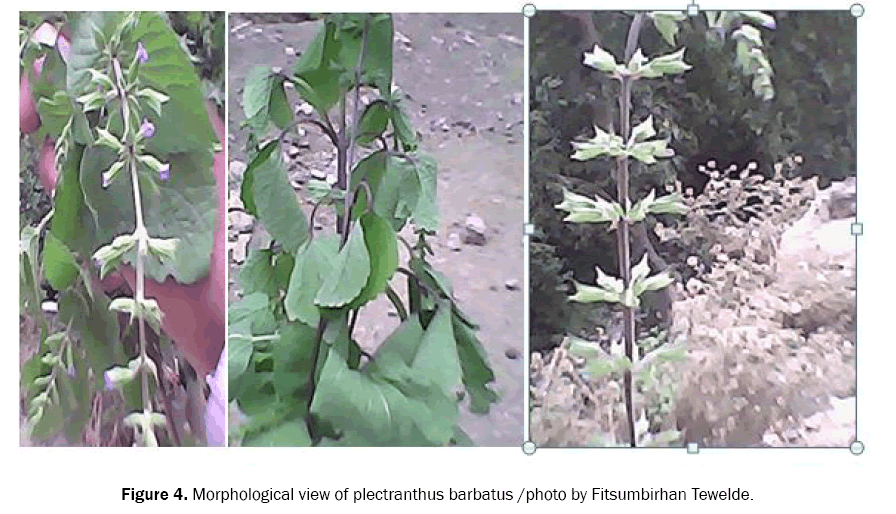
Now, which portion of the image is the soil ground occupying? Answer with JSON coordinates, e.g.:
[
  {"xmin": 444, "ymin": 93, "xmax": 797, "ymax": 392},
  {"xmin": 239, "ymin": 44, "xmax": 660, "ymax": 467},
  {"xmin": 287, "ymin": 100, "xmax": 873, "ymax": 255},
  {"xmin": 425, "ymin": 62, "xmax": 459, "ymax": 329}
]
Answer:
[{"xmin": 227, "ymin": 13, "xmax": 525, "ymax": 446}]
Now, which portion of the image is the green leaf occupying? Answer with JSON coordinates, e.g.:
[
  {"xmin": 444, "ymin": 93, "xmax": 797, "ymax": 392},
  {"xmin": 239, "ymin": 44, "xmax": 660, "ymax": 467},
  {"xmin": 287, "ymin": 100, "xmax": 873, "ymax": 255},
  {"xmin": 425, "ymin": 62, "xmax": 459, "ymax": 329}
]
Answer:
[
  {"xmin": 310, "ymin": 347, "xmax": 456, "ymax": 446},
  {"xmin": 228, "ymin": 334, "xmax": 254, "ymax": 391},
  {"xmin": 58, "ymin": 285, "xmax": 123, "ymax": 389},
  {"xmin": 452, "ymin": 314, "xmax": 498, "ymax": 414},
  {"xmin": 284, "ymin": 234, "xmax": 339, "ymax": 325},
  {"xmin": 314, "ymin": 222, "xmax": 371, "ymax": 308},
  {"xmin": 42, "ymin": 232, "xmax": 79, "ymax": 291},
  {"xmin": 555, "ymin": 187, "xmax": 623, "ymax": 225},
  {"xmin": 243, "ymin": 67, "xmax": 292, "ymax": 131},
  {"xmin": 229, "ymin": 292, "xmax": 276, "ymax": 335},
  {"xmin": 247, "ymin": 144, "xmax": 308, "ymax": 253},
  {"xmin": 272, "ymin": 322, "xmax": 318, "ymax": 400},
  {"xmin": 409, "ymin": 155, "xmax": 439, "ymax": 231},
  {"xmin": 570, "ymin": 282, "xmax": 622, "ymax": 305},
  {"xmin": 390, "ymin": 98, "xmax": 418, "ymax": 152},
  {"xmin": 650, "ymin": 11, "xmax": 685, "ymax": 46},
  {"xmin": 49, "ymin": 145, "xmax": 96, "ymax": 257},
  {"xmin": 36, "ymin": 91, "xmax": 73, "ymax": 137},
  {"xmin": 292, "ymin": 20, "xmax": 343, "ymax": 113},
  {"xmin": 348, "ymin": 213, "xmax": 399, "ymax": 309},
  {"xmin": 583, "ymin": 44, "xmax": 619, "ymax": 73},
  {"xmin": 131, "ymin": 13, "xmax": 218, "ymax": 154},
  {"xmin": 413, "ymin": 304, "xmax": 463, "ymax": 393},
  {"xmin": 243, "ymin": 420, "xmax": 312, "ymax": 447},
  {"xmin": 239, "ymin": 249, "xmax": 278, "ymax": 298},
  {"xmin": 629, "ymin": 115, "xmax": 657, "ymax": 145},
  {"xmin": 571, "ymin": 126, "xmax": 626, "ymax": 161},
  {"xmin": 356, "ymin": 99, "xmax": 390, "ymax": 146},
  {"xmin": 240, "ymin": 139, "xmax": 278, "ymax": 217},
  {"xmin": 80, "ymin": 146, "xmax": 216, "ymax": 284},
  {"xmin": 648, "ymin": 192, "xmax": 688, "ymax": 215}
]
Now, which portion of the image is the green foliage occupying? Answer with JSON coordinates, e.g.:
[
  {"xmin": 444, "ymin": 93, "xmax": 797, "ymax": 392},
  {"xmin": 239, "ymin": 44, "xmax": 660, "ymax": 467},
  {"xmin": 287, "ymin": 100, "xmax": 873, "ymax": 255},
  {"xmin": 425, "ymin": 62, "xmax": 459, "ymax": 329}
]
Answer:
[
  {"xmin": 230, "ymin": 13, "xmax": 498, "ymax": 446},
  {"xmin": 19, "ymin": 11, "xmax": 220, "ymax": 445}
]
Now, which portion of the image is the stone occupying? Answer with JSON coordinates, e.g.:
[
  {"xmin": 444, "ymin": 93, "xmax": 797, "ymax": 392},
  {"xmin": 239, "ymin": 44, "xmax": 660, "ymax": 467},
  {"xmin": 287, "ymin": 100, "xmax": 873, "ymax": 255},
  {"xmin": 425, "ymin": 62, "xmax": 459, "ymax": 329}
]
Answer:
[
  {"xmin": 463, "ymin": 214, "xmax": 487, "ymax": 245},
  {"xmin": 229, "ymin": 211, "xmax": 254, "ymax": 234},
  {"xmin": 447, "ymin": 232, "xmax": 462, "ymax": 252}
]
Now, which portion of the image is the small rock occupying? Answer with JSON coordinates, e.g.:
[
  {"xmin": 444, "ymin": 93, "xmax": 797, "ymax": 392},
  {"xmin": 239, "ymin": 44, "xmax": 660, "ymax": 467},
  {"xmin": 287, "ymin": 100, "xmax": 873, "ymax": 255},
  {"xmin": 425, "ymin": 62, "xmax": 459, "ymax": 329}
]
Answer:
[
  {"xmin": 295, "ymin": 102, "xmax": 315, "ymax": 116},
  {"xmin": 463, "ymin": 214, "xmax": 487, "ymax": 245},
  {"xmin": 229, "ymin": 160, "xmax": 247, "ymax": 180},
  {"xmin": 447, "ymin": 233, "xmax": 462, "ymax": 252},
  {"xmin": 284, "ymin": 46, "xmax": 296, "ymax": 56},
  {"xmin": 498, "ymin": 33, "xmax": 524, "ymax": 47},
  {"xmin": 511, "ymin": 92, "xmax": 523, "ymax": 105},
  {"xmin": 231, "ymin": 234, "xmax": 251, "ymax": 264},
  {"xmin": 394, "ymin": 31, "xmax": 412, "ymax": 48},
  {"xmin": 229, "ymin": 211, "xmax": 254, "ymax": 234},
  {"xmin": 505, "ymin": 347, "xmax": 520, "ymax": 360},
  {"xmin": 310, "ymin": 168, "xmax": 328, "ymax": 180},
  {"xmin": 504, "ymin": 279, "xmax": 520, "ymax": 291},
  {"xmin": 227, "ymin": 192, "xmax": 244, "ymax": 211}
]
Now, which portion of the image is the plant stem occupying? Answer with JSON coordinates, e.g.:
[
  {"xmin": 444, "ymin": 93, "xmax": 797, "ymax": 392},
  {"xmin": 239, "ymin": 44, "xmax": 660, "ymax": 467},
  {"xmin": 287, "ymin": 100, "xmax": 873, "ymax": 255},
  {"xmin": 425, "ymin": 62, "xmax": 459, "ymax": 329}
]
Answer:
[
  {"xmin": 114, "ymin": 50, "xmax": 155, "ymax": 445},
  {"xmin": 129, "ymin": 158, "xmax": 153, "ymax": 426},
  {"xmin": 618, "ymin": 12, "xmax": 645, "ymax": 448}
]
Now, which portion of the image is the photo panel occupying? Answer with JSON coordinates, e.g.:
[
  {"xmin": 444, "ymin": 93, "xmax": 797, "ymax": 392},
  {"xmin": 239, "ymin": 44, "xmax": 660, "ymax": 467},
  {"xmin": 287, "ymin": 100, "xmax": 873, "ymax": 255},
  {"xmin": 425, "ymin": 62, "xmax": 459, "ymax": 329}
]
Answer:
[
  {"xmin": 226, "ymin": 13, "xmax": 525, "ymax": 447},
  {"xmin": 18, "ymin": 11, "xmax": 227, "ymax": 447},
  {"xmin": 527, "ymin": 9, "xmax": 856, "ymax": 448}
]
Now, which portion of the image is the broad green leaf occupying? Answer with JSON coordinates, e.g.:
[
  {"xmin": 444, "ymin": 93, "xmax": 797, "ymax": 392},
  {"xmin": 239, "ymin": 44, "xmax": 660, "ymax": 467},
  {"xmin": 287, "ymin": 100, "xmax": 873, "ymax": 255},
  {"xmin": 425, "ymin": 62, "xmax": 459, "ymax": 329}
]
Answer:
[
  {"xmin": 240, "ymin": 139, "xmax": 279, "ymax": 217},
  {"xmin": 58, "ymin": 285, "xmax": 123, "ymax": 389},
  {"xmin": 42, "ymin": 232, "xmax": 79, "ymax": 291},
  {"xmin": 292, "ymin": 20, "xmax": 343, "ymax": 113},
  {"xmin": 348, "ymin": 213, "xmax": 398, "ymax": 309},
  {"xmin": 314, "ymin": 222, "xmax": 371, "ymax": 308},
  {"xmin": 243, "ymin": 420, "xmax": 312, "ymax": 447},
  {"xmin": 370, "ymin": 316, "xmax": 426, "ymax": 367},
  {"xmin": 233, "ymin": 371, "xmax": 277, "ymax": 417},
  {"xmin": 239, "ymin": 249, "xmax": 278, "ymax": 298},
  {"xmin": 229, "ymin": 292, "xmax": 276, "ymax": 335},
  {"xmin": 131, "ymin": 13, "xmax": 218, "ymax": 154},
  {"xmin": 284, "ymin": 234, "xmax": 339, "ymax": 325},
  {"xmin": 35, "ymin": 91, "xmax": 72, "ymax": 138},
  {"xmin": 356, "ymin": 99, "xmax": 390, "ymax": 146},
  {"xmin": 413, "ymin": 304, "xmax": 463, "ymax": 393},
  {"xmin": 272, "ymin": 322, "xmax": 318, "ymax": 400},
  {"xmin": 80, "ymin": 145, "xmax": 216, "ymax": 284},
  {"xmin": 243, "ymin": 67, "xmax": 292, "ymax": 131},
  {"xmin": 249, "ymin": 145, "xmax": 308, "ymax": 253},
  {"xmin": 50, "ymin": 145, "xmax": 97, "ymax": 257},
  {"xmin": 311, "ymin": 348, "xmax": 455, "ymax": 446},
  {"xmin": 452, "ymin": 314, "xmax": 498, "ymax": 413},
  {"xmin": 228, "ymin": 334, "xmax": 253, "ymax": 391},
  {"xmin": 409, "ymin": 154, "xmax": 439, "ymax": 231},
  {"xmin": 391, "ymin": 99, "xmax": 418, "ymax": 152}
]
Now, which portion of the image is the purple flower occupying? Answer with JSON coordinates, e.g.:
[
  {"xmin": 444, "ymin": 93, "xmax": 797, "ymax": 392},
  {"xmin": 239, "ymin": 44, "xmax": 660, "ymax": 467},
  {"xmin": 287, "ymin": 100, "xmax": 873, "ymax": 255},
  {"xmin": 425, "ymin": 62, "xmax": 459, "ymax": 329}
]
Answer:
[
  {"xmin": 103, "ymin": 370, "xmax": 114, "ymax": 391},
  {"xmin": 140, "ymin": 118, "xmax": 155, "ymax": 138},
  {"xmin": 159, "ymin": 163, "xmax": 171, "ymax": 182},
  {"xmin": 66, "ymin": 365, "xmax": 76, "ymax": 378},
  {"xmin": 136, "ymin": 42, "xmax": 149, "ymax": 64},
  {"xmin": 102, "ymin": 174, "xmax": 111, "ymax": 189},
  {"xmin": 763, "ymin": 19, "xmax": 776, "ymax": 30}
]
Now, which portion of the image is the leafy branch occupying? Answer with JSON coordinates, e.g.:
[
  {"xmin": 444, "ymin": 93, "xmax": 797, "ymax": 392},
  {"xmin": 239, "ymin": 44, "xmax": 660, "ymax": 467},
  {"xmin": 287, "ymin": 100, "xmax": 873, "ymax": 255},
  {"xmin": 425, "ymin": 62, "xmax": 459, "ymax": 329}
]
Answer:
[{"xmin": 230, "ymin": 13, "xmax": 498, "ymax": 446}]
